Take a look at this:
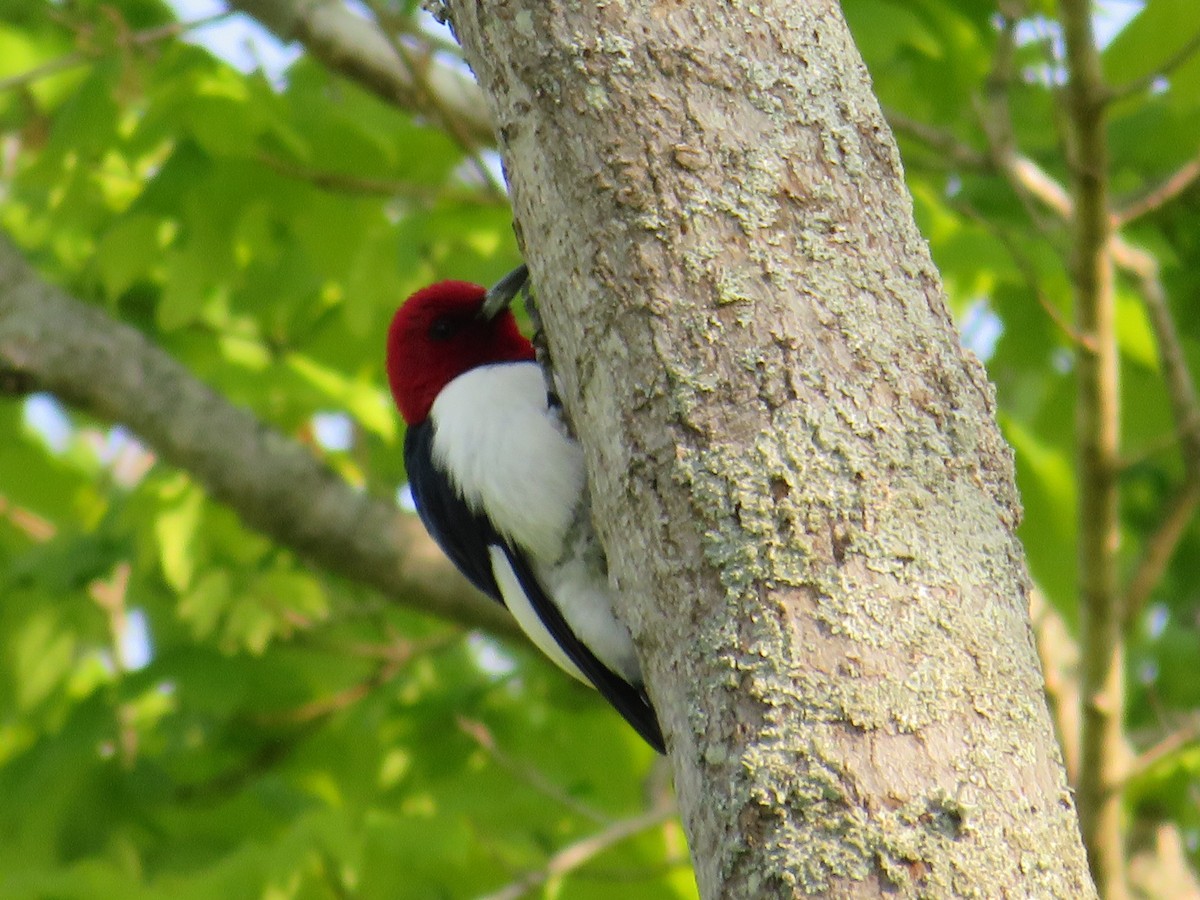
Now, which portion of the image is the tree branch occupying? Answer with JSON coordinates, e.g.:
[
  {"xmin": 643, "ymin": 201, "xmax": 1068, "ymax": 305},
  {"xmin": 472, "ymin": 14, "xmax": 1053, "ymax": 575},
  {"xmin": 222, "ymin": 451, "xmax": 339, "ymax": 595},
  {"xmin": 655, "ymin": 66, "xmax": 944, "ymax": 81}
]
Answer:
[
  {"xmin": 476, "ymin": 802, "xmax": 677, "ymax": 900},
  {"xmin": 1060, "ymin": 1, "xmax": 1125, "ymax": 895},
  {"xmin": 1121, "ymin": 714, "xmax": 1200, "ymax": 790},
  {"xmin": 226, "ymin": 0, "xmax": 494, "ymax": 144},
  {"xmin": 1114, "ymin": 150, "xmax": 1200, "ymax": 226},
  {"xmin": 884, "ymin": 108, "xmax": 990, "ymax": 169},
  {"xmin": 457, "ymin": 716, "xmax": 614, "ymax": 824},
  {"xmin": 952, "ymin": 49, "xmax": 1200, "ymax": 651},
  {"xmin": 1107, "ymin": 26, "xmax": 1200, "ymax": 105},
  {"xmin": 0, "ymin": 231, "xmax": 518, "ymax": 639}
]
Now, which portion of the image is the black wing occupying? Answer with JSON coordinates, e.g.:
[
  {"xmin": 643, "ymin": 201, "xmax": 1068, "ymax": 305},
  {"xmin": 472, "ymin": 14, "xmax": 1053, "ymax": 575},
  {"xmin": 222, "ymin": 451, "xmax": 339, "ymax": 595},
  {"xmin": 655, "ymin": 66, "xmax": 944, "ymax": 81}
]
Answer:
[
  {"xmin": 404, "ymin": 421, "xmax": 666, "ymax": 753},
  {"xmin": 499, "ymin": 545, "xmax": 665, "ymax": 753},
  {"xmin": 405, "ymin": 421, "xmax": 503, "ymax": 600}
]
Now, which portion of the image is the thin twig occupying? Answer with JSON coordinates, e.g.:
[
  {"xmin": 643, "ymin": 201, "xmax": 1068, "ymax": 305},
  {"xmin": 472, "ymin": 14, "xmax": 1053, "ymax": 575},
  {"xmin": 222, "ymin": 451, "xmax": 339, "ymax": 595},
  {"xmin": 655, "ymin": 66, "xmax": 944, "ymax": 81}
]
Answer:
[
  {"xmin": 0, "ymin": 13, "xmax": 230, "ymax": 94},
  {"xmin": 1007, "ymin": 155, "xmax": 1073, "ymax": 219},
  {"xmin": 952, "ymin": 200, "xmax": 1092, "ymax": 349},
  {"xmin": 363, "ymin": 0, "xmax": 506, "ymax": 198},
  {"xmin": 258, "ymin": 153, "xmax": 440, "ymax": 198},
  {"xmin": 393, "ymin": 42, "xmax": 506, "ymax": 198},
  {"xmin": 457, "ymin": 716, "xmax": 613, "ymax": 824},
  {"xmin": 1107, "ymin": 27, "xmax": 1200, "ymax": 105},
  {"xmin": 1115, "ymin": 151, "xmax": 1200, "ymax": 226},
  {"xmin": 886, "ymin": 43, "xmax": 1075, "ymax": 238},
  {"xmin": 89, "ymin": 562, "xmax": 140, "ymax": 765},
  {"xmin": 1118, "ymin": 714, "xmax": 1200, "ymax": 789},
  {"xmin": 303, "ymin": 631, "xmax": 459, "ymax": 662},
  {"xmin": 884, "ymin": 108, "xmax": 990, "ymax": 169},
  {"xmin": 1111, "ymin": 241, "xmax": 1200, "ymax": 472},
  {"xmin": 252, "ymin": 633, "xmax": 463, "ymax": 726},
  {"xmin": 973, "ymin": 8, "xmax": 1069, "ymax": 239},
  {"xmin": 981, "ymin": 7, "xmax": 1021, "ymax": 156},
  {"xmin": 0, "ymin": 493, "xmax": 56, "ymax": 541},
  {"xmin": 475, "ymin": 803, "xmax": 676, "ymax": 900},
  {"xmin": 1121, "ymin": 478, "xmax": 1200, "ymax": 630},
  {"xmin": 976, "ymin": 108, "xmax": 1069, "ymax": 242},
  {"xmin": 251, "ymin": 657, "xmax": 404, "ymax": 727},
  {"xmin": 257, "ymin": 153, "xmax": 499, "ymax": 205},
  {"xmin": 175, "ymin": 734, "xmax": 302, "ymax": 802},
  {"xmin": 1118, "ymin": 418, "xmax": 1200, "ymax": 473}
]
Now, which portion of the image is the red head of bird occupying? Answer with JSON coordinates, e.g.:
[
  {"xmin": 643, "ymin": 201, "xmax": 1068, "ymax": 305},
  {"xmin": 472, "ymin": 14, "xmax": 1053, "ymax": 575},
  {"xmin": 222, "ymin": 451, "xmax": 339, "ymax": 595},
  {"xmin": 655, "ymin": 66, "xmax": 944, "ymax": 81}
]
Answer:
[{"xmin": 386, "ymin": 280, "xmax": 534, "ymax": 426}]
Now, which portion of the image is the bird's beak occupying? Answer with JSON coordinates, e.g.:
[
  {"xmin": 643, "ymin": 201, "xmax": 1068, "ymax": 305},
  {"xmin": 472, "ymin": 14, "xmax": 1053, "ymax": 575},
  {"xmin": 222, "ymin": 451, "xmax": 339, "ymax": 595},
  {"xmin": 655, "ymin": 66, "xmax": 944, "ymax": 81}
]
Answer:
[{"xmin": 479, "ymin": 264, "xmax": 529, "ymax": 321}]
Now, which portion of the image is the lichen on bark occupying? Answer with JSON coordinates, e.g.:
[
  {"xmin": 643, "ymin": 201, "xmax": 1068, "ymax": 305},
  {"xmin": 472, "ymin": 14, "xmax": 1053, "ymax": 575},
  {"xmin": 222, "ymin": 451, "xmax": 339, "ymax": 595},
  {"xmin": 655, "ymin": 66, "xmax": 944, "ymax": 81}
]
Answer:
[{"xmin": 450, "ymin": 0, "xmax": 1094, "ymax": 895}]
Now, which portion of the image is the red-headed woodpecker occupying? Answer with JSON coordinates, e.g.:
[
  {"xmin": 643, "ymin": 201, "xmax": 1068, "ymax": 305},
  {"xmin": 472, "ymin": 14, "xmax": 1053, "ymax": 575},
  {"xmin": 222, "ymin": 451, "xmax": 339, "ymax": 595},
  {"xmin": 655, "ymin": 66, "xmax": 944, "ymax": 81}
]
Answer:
[{"xmin": 385, "ymin": 266, "xmax": 665, "ymax": 753}]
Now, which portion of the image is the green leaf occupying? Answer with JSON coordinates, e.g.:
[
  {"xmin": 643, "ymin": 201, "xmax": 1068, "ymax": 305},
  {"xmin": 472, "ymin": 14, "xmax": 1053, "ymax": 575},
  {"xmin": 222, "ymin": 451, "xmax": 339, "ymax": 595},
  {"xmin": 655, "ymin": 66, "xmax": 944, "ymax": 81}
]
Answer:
[
  {"xmin": 286, "ymin": 353, "xmax": 397, "ymax": 442},
  {"xmin": 176, "ymin": 569, "xmax": 231, "ymax": 641},
  {"xmin": 1104, "ymin": 0, "xmax": 1200, "ymax": 110},
  {"xmin": 1000, "ymin": 411, "xmax": 1077, "ymax": 615},
  {"xmin": 11, "ymin": 606, "xmax": 76, "ymax": 710},
  {"xmin": 158, "ymin": 247, "xmax": 212, "ymax": 331},
  {"xmin": 95, "ymin": 214, "xmax": 165, "ymax": 300},
  {"xmin": 1116, "ymin": 286, "xmax": 1159, "ymax": 370},
  {"xmin": 155, "ymin": 477, "xmax": 204, "ymax": 591},
  {"xmin": 843, "ymin": 0, "xmax": 944, "ymax": 65}
]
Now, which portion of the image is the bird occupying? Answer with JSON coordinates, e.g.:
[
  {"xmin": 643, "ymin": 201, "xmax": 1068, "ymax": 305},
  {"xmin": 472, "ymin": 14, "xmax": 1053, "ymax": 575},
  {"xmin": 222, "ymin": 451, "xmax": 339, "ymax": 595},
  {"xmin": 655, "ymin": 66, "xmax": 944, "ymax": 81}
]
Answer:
[{"xmin": 385, "ymin": 265, "xmax": 665, "ymax": 753}]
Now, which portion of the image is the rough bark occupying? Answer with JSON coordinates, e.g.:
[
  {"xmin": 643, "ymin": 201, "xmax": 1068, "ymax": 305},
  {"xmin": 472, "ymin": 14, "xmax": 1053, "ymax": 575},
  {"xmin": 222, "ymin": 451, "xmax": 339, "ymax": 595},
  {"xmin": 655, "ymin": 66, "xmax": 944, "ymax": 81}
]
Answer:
[
  {"xmin": 0, "ymin": 231, "xmax": 517, "ymax": 639},
  {"xmin": 449, "ymin": 1, "xmax": 1095, "ymax": 896}
]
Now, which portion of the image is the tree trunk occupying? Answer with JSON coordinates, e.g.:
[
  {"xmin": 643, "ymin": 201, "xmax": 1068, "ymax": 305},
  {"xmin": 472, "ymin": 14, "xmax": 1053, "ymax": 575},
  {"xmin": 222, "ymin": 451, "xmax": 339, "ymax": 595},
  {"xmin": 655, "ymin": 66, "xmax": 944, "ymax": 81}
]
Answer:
[{"xmin": 449, "ymin": 1, "xmax": 1095, "ymax": 896}]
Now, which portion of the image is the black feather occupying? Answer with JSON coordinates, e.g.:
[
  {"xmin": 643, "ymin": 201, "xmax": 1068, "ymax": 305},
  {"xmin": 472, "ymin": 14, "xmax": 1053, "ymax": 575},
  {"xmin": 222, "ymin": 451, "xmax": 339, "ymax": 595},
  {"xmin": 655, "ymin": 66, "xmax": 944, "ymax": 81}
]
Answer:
[
  {"xmin": 499, "ymin": 545, "xmax": 665, "ymax": 752},
  {"xmin": 405, "ymin": 421, "xmax": 502, "ymax": 599},
  {"xmin": 403, "ymin": 419, "xmax": 666, "ymax": 753}
]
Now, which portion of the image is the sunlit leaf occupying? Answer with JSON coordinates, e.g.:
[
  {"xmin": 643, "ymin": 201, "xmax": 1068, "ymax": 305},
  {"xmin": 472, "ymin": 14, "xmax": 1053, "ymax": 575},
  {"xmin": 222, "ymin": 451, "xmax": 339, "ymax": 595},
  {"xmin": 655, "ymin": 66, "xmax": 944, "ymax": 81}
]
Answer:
[
  {"xmin": 154, "ymin": 478, "xmax": 204, "ymax": 591},
  {"xmin": 286, "ymin": 353, "xmax": 397, "ymax": 441}
]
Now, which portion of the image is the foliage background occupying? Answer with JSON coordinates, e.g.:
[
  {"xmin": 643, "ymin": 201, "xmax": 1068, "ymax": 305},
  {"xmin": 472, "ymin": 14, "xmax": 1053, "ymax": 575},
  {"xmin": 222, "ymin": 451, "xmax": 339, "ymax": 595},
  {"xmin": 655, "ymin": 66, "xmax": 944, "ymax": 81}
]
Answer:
[{"xmin": 0, "ymin": 0, "xmax": 1197, "ymax": 896}]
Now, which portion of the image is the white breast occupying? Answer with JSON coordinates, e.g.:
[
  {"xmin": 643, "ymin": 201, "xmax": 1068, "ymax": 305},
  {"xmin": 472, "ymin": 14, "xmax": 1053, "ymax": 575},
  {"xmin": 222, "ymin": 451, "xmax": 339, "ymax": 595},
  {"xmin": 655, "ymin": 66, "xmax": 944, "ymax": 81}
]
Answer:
[
  {"xmin": 429, "ymin": 362, "xmax": 642, "ymax": 685},
  {"xmin": 430, "ymin": 362, "xmax": 583, "ymax": 561}
]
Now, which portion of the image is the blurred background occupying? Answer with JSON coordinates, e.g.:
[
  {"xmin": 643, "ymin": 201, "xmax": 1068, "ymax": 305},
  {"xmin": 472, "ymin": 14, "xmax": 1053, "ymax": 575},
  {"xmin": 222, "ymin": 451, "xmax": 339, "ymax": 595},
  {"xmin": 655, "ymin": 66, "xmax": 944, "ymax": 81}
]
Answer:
[{"xmin": 0, "ymin": 0, "xmax": 1196, "ymax": 896}]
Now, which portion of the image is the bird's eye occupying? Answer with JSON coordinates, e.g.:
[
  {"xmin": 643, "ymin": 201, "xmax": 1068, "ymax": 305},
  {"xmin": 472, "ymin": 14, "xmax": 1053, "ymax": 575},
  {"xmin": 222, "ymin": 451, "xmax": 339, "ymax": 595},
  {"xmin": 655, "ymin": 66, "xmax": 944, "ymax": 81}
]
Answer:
[{"xmin": 428, "ymin": 316, "xmax": 456, "ymax": 341}]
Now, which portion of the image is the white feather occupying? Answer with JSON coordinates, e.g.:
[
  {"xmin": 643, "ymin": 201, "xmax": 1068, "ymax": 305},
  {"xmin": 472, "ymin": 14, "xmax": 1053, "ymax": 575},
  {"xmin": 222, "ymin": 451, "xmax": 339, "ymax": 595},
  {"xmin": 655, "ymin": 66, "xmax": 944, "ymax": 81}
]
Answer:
[
  {"xmin": 489, "ymin": 546, "xmax": 589, "ymax": 684},
  {"xmin": 430, "ymin": 362, "xmax": 642, "ymax": 685},
  {"xmin": 431, "ymin": 363, "xmax": 580, "ymax": 561}
]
